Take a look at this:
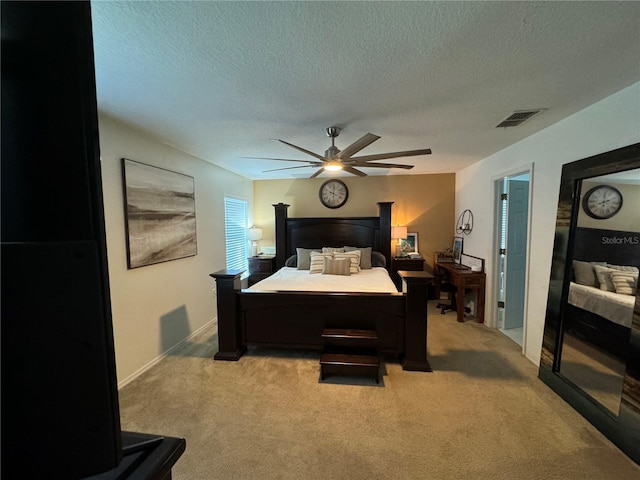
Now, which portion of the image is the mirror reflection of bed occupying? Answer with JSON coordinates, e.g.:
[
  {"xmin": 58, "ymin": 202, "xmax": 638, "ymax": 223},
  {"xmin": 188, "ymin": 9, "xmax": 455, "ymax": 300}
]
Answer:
[
  {"xmin": 558, "ymin": 169, "xmax": 640, "ymax": 416},
  {"xmin": 539, "ymin": 145, "xmax": 640, "ymax": 464}
]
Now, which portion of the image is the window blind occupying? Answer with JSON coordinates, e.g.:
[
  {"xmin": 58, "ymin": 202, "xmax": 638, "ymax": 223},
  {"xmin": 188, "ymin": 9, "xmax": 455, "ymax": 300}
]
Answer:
[{"xmin": 224, "ymin": 196, "xmax": 248, "ymax": 272}]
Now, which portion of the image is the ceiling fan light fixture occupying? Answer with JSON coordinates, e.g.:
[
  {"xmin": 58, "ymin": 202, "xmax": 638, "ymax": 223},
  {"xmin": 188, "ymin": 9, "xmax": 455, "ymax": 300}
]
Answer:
[{"xmin": 324, "ymin": 161, "xmax": 343, "ymax": 171}]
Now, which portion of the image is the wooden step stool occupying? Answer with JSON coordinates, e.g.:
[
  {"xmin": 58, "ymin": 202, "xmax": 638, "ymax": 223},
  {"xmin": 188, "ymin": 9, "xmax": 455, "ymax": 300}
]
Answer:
[{"xmin": 320, "ymin": 328, "xmax": 380, "ymax": 383}]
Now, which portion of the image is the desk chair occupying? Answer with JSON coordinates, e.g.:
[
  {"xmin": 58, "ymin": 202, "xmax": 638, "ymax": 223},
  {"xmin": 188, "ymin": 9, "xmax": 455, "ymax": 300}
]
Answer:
[
  {"xmin": 436, "ymin": 266, "xmax": 473, "ymax": 316},
  {"xmin": 436, "ymin": 268, "xmax": 457, "ymax": 314}
]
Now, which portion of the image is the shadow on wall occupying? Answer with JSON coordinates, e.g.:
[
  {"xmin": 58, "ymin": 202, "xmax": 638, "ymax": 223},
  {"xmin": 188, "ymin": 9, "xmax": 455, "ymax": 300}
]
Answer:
[
  {"xmin": 160, "ymin": 305, "xmax": 192, "ymax": 353},
  {"xmin": 160, "ymin": 306, "xmax": 218, "ymax": 358}
]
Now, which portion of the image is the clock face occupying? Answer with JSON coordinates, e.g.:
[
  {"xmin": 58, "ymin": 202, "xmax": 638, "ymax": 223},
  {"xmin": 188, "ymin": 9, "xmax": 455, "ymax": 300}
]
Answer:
[
  {"xmin": 581, "ymin": 184, "xmax": 623, "ymax": 219},
  {"xmin": 319, "ymin": 179, "xmax": 348, "ymax": 209}
]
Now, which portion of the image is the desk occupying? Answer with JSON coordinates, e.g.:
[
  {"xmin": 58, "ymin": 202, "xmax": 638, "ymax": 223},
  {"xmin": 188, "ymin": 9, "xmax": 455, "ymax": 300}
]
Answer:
[{"xmin": 434, "ymin": 259, "xmax": 486, "ymax": 323}]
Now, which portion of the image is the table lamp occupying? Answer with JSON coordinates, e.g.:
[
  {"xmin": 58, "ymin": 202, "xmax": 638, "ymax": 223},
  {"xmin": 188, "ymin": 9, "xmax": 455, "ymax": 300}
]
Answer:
[
  {"xmin": 391, "ymin": 225, "xmax": 408, "ymax": 257},
  {"xmin": 247, "ymin": 226, "xmax": 263, "ymax": 257}
]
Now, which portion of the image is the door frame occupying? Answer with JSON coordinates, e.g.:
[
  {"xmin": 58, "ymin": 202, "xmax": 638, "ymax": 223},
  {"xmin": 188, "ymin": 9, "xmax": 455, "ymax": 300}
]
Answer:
[{"xmin": 490, "ymin": 163, "xmax": 534, "ymax": 355}]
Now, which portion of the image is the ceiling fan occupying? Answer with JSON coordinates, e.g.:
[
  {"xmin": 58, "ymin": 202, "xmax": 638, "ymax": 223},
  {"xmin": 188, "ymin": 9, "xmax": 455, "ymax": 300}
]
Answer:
[{"xmin": 245, "ymin": 127, "xmax": 432, "ymax": 178}]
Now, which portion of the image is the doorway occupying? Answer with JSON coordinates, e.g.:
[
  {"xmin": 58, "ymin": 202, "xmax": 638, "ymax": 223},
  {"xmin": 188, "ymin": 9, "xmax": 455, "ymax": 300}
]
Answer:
[{"xmin": 495, "ymin": 171, "xmax": 531, "ymax": 349}]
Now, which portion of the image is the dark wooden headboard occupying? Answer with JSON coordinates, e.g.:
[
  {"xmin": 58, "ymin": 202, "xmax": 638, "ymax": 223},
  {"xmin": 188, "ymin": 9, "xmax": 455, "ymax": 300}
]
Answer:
[
  {"xmin": 273, "ymin": 202, "xmax": 393, "ymax": 271},
  {"xmin": 573, "ymin": 227, "xmax": 640, "ymax": 269}
]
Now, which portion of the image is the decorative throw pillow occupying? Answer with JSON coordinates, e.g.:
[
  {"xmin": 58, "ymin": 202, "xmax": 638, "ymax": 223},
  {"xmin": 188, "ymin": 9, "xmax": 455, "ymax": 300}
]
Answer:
[
  {"xmin": 296, "ymin": 248, "xmax": 319, "ymax": 270},
  {"xmin": 607, "ymin": 264, "xmax": 640, "ymax": 274},
  {"xmin": 593, "ymin": 265, "xmax": 617, "ymax": 292},
  {"xmin": 321, "ymin": 257, "xmax": 351, "ymax": 276},
  {"xmin": 371, "ymin": 251, "xmax": 386, "ymax": 268},
  {"xmin": 573, "ymin": 260, "xmax": 598, "ymax": 287},
  {"xmin": 309, "ymin": 252, "xmax": 334, "ymax": 274},
  {"xmin": 334, "ymin": 250, "xmax": 361, "ymax": 274},
  {"xmin": 322, "ymin": 247, "xmax": 345, "ymax": 254},
  {"xmin": 344, "ymin": 246, "xmax": 372, "ymax": 269},
  {"xmin": 285, "ymin": 255, "xmax": 297, "ymax": 267},
  {"xmin": 610, "ymin": 271, "xmax": 638, "ymax": 296}
]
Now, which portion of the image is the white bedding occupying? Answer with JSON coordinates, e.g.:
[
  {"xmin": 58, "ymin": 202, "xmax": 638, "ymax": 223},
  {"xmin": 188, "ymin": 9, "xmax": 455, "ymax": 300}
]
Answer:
[
  {"xmin": 248, "ymin": 266, "xmax": 398, "ymax": 293},
  {"xmin": 568, "ymin": 281, "xmax": 634, "ymax": 327}
]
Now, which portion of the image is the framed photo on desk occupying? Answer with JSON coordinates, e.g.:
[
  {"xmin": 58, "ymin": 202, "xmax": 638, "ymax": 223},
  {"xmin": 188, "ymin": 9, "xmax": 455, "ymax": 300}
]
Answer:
[{"xmin": 452, "ymin": 236, "xmax": 463, "ymax": 263}]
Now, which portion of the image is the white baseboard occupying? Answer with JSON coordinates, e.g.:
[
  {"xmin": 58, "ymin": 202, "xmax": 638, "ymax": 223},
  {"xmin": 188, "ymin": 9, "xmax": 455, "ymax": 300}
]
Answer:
[{"xmin": 117, "ymin": 317, "xmax": 217, "ymax": 389}]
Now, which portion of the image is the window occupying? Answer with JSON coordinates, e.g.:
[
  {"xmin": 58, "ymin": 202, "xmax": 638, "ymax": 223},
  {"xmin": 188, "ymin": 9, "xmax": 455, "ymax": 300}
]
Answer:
[{"xmin": 224, "ymin": 196, "xmax": 248, "ymax": 272}]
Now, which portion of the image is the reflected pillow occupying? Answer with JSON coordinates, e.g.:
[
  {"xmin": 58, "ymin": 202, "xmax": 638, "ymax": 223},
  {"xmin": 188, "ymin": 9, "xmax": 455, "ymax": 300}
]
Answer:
[
  {"xmin": 610, "ymin": 271, "xmax": 638, "ymax": 296},
  {"xmin": 573, "ymin": 260, "xmax": 598, "ymax": 287},
  {"xmin": 344, "ymin": 246, "xmax": 372, "ymax": 269},
  {"xmin": 321, "ymin": 257, "xmax": 351, "ymax": 276},
  {"xmin": 607, "ymin": 264, "xmax": 640, "ymax": 274},
  {"xmin": 593, "ymin": 265, "xmax": 617, "ymax": 292}
]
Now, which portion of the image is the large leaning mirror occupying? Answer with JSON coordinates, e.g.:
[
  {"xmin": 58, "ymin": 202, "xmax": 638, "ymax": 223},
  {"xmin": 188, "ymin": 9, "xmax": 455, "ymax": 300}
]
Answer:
[{"xmin": 539, "ymin": 142, "xmax": 640, "ymax": 464}]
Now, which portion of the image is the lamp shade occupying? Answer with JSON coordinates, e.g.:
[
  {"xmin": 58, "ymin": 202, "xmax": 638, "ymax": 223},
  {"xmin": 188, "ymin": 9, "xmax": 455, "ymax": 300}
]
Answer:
[
  {"xmin": 247, "ymin": 226, "xmax": 263, "ymax": 241},
  {"xmin": 391, "ymin": 226, "xmax": 407, "ymax": 240}
]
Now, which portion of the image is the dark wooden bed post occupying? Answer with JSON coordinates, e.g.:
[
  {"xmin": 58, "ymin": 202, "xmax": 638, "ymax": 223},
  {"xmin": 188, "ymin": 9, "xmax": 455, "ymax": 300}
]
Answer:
[
  {"xmin": 209, "ymin": 270, "xmax": 246, "ymax": 361},
  {"xmin": 399, "ymin": 271, "xmax": 433, "ymax": 372},
  {"xmin": 273, "ymin": 203, "xmax": 289, "ymax": 270},
  {"xmin": 377, "ymin": 202, "xmax": 393, "ymax": 270}
]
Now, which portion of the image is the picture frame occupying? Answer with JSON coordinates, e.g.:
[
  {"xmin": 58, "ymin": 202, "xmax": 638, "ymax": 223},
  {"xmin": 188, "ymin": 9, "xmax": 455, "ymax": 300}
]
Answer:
[
  {"xmin": 400, "ymin": 232, "xmax": 419, "ymax": 255},
  {"xmin": 452, "ymin": 236, "xmax": 463, "ymax": 263},
  {"xmin": 122, "ymin": 158, "xmax": 197, "ymax": 269}
]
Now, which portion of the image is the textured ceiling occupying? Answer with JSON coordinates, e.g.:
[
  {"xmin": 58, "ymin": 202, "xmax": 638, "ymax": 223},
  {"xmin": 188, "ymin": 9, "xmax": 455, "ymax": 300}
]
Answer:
[{"xmin": 91, "ymin": 1, "xmax": 640, "ymax": 180}]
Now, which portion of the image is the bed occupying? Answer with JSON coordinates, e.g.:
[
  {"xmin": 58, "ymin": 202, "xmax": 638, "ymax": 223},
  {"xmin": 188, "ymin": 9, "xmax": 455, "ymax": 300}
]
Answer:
[
  {"xmin": 563, "ymin": 227, "xmax": 639, "ymax": 359},
  {"xmin": 210, "ymin": 202, "xmax": 433, "ymax": 371}
]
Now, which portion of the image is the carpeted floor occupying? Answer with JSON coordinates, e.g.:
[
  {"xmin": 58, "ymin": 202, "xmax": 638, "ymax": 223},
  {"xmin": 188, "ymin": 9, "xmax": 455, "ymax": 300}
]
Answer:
[{"xmin": 118, "ymin": 302, "xmax": 640, "ymax": 479}]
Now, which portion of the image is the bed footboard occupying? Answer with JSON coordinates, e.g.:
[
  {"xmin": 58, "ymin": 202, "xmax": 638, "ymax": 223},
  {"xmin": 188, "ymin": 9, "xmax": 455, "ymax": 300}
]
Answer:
[{"xmin": 209, "ymin": 270, "xmax": 432, "ymax": 371}]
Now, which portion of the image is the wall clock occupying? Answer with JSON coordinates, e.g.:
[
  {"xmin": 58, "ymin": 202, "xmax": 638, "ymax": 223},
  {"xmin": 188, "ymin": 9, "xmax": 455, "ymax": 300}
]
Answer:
[
  {"xmin": 581, "ymin": 184, "xmax": 623, "ymax": 219},
  {"xmin": 319, "ymin": 179, "xmax": 348, "ymax": 209}
]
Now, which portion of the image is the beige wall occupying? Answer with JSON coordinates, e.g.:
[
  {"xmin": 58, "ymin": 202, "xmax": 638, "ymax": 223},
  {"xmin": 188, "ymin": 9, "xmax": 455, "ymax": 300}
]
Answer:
[
  {"xmin": 253, "ymin": 174, "xmax": 456, "ymax": 272},
  {"xmin": 98, "ymin": 114, "xmax": 253, "ymax": 386}
]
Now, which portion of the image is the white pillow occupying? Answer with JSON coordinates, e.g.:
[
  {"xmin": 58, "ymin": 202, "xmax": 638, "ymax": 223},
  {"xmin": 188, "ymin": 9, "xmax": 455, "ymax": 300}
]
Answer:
[
  {"xmin": 309, "ymin": 252, "xmax": 334, "ymax": 274},
  {"xmin": 322, "ymin": 247, "xmax": 345, "ymax": 254},
  {"xmin": 334, "ymin": 250, "xmax": 361, "ymax": 274}
]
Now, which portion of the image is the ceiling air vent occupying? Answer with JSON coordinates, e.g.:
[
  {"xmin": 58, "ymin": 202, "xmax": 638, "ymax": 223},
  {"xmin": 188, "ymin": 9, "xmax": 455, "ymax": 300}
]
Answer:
[{"xmin": 496, "ymin": 109, "xmax": 545, "ymax": 128}]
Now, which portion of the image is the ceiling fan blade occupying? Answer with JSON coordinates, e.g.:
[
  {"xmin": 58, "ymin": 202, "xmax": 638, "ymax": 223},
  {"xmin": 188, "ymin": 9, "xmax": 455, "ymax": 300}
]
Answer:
[
  {"xmin": 262, "ymin": 165, "xmax": 317, "ymax": 173},
  {"xmin": 242, "ymin": 156, "xmax": 321, "ymax": 164},
  {"xmin": 277, "ymin": 139, "xmax": 327, "ymax": 161},
  {"xmin": 342, "ymin": 166, "xmax": 367, "ymax": 177},
  {"xmin": 337, "ymin": 133, "xmax": 380, "ymax": 160},
  {"xmin": 350, "ymin": 148, "xmax": 432, "ymax": 162},
  {"xmin": 309, "ymin": 168, "xmax": 324, "ymax": 178},
  {"xmin": 349, "ymin": 162, "xmax": 414, "ymax": 170}
]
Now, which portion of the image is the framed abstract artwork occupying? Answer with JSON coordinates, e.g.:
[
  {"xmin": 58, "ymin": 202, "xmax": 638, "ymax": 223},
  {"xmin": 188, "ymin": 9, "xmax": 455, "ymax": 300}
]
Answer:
[{"xmin": 122, "ymin": 158, "xmax": 197, "ymax": 268}]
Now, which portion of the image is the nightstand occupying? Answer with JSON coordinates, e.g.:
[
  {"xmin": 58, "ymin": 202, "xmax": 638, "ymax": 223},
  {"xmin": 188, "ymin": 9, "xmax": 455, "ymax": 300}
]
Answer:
[
  {"xmin": 391, "ymin": 257, "xmax": 424, "ymax": 290},
  {"xmin": 248, "ymin": 255, "xmax": 276, "ymax": 286}
]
